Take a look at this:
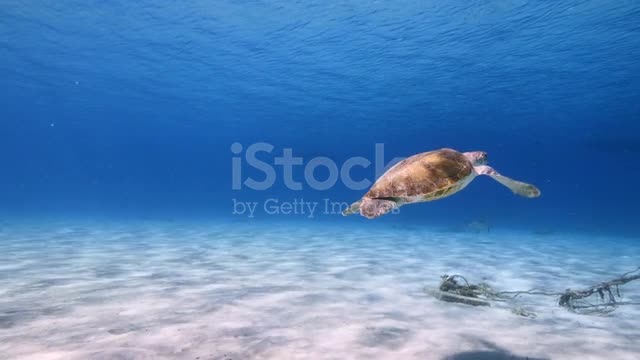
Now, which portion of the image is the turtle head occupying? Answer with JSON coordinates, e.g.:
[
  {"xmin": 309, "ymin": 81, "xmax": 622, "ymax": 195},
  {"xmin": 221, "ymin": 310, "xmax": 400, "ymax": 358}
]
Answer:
[{"xmin": 464, "ymin": 151, "xmax": 488, "ymax": 165}]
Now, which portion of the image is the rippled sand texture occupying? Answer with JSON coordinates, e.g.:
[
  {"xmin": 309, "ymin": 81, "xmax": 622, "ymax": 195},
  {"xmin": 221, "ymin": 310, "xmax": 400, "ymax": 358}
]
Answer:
[{"xmin": 0, "ymin": 222, "xmax": 639, "ymax": 360}]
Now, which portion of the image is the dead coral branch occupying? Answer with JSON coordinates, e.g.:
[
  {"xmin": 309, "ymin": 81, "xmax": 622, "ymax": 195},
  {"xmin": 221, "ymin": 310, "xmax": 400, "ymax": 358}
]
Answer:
[{"xmin": 556, "ymin": 267, "xmax": 640, "ymax": 314}]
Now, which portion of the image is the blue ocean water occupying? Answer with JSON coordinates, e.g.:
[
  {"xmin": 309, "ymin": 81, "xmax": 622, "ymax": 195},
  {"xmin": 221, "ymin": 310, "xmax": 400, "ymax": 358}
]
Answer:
[
  {"xmin": 2, "ymin": 0, "xmax": 639, "ymax": 233},
  {"xmin": 1, "ymin": 1, "xmax": 640, "ymax": 359}
]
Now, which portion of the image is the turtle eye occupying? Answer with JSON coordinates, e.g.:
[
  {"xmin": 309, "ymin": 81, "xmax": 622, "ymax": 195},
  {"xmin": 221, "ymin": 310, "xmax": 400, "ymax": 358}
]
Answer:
[{"xmin": 477, "ymin": 153, "xmax": 487, "ymax": 164}]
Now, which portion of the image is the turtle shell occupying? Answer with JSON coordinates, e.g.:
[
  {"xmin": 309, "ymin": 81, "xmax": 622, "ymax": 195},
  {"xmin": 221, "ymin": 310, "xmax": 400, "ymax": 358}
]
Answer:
[{"xmin": 365, "ymin": 148, "xmax": 473, "ymax": 199}]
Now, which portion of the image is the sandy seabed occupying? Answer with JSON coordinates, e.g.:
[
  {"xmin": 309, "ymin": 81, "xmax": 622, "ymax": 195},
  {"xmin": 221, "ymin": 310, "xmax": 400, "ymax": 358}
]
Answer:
[{"xmin": 0, "ymin": 221, "xmax": 639, "ymax": 360}]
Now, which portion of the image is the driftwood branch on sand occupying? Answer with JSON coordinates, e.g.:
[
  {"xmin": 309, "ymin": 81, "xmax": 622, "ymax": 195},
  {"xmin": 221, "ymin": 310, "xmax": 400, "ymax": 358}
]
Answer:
[{"xmin": 427, "ymin": 267, "xmax": 640, "ymax": 316}]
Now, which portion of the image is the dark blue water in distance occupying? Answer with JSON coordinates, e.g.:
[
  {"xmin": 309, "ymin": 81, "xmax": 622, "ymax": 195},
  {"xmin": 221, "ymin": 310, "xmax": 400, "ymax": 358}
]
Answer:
[{"xmin": 1, "ymin": 1, "xmax": 639, "ymax": 234}]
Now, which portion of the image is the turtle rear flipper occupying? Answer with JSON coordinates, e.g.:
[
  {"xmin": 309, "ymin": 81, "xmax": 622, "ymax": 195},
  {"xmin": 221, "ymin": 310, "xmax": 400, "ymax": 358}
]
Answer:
[
  {"xmin": 342, "ymin": 200, "xmax": 362, "ymax": 216},
  {"xmin": 359, "ymin": 198, "xmax": 397, "ymax": 219}
]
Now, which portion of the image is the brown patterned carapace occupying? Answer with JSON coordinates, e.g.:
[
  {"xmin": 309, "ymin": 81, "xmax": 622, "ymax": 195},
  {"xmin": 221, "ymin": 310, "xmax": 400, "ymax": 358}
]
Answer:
[{"xmin": 365, "ymin": 148, "xmax": 474, "ymax": 200}]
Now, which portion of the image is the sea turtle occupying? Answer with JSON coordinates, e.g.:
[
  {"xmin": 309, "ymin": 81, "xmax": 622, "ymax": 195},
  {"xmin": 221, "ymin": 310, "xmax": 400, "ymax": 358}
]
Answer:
[{"xmin": 342, "ymin": 148, "xmax": 540, "ymax": 219}]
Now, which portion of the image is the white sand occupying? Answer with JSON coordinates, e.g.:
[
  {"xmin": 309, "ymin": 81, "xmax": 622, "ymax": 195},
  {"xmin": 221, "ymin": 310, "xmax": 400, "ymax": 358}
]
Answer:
[{"xmin": 0, "ymin": 221, "xmax": 638, "ymax": 360}]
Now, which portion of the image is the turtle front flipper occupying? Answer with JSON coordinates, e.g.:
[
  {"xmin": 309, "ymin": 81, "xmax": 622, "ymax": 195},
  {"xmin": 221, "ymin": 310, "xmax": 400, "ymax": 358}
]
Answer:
[
  {"xmin": 359, "ymin": 197, "xmax": 398, "ymax": 219},
  {"xmin": 342, "ymin": 200, "xmax": 362, "ymax": 216},
  {"xmin": 475, "ymin": 165, "xmax": 541, "ymax": 198}
]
